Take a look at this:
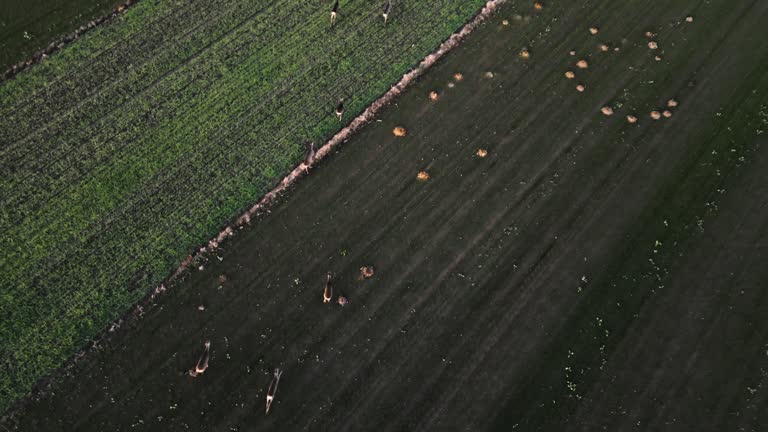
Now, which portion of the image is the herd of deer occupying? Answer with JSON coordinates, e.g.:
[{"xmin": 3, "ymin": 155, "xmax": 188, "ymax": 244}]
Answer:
[
  {"xmin": 188, "ymin": 266, "xmax": 374, "ymax": 414},
  {"xmin": 185, "ymin": 0, "xmax": 395, "ymax": 416}
]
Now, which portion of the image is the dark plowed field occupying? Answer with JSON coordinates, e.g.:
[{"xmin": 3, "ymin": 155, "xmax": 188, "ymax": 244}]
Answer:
[{"xmin": 4, "ymin": 0, "xmax": 768, "ymax": 430}]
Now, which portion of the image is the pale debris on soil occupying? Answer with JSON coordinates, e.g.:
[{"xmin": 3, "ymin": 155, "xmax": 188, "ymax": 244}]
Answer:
[{"xmin": 359, "ymin": 266, "xmax": 375, "ymax": 279}]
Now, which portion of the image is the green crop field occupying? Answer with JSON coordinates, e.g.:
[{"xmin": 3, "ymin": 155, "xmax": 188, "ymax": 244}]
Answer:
[{"xmin": 0, "ymin": 0, "xmax": 487, "ymax": 413}]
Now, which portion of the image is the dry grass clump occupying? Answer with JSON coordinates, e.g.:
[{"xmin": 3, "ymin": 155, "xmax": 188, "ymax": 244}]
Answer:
[
  {"xmin": 359, "ymin": 266, "xmax": 375, "ymax": 279},
  {"xmin": 393, "ymin": 126, "xmax": 407, "ymax": 137},
  {"xmin": 417, "ymin": 171, "xmax": 430, "ymax": 181}
]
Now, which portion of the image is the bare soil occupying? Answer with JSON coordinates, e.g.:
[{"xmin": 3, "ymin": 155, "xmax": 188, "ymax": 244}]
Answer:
[{"xmin": 3, "ymin": 0, "xmax": 768, "ymax": 430}]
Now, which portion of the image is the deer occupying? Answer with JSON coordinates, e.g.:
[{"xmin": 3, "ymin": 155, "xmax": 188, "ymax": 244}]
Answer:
[
  {"xmin": 188, "ymin": 340, "xmax": 211, "ymax": 377},
  {"xmin": 335, "ymin": 100, "xmax": 344, "ymax": 121},
  {"xmin": 382, "ymin": 1, "xmax": 392, "ymax": 25},
  {"xmin": 330, "ymin": 0, "xmax": 339, "ymax": 26},
  {"xmin": 323, "ymin": 272, "xmax": 333, "ymax": 303},
  {"xmin": 265, "ymin": 368, "xmax": 283, "ymax": 414},
  {"xmin": 300, "ymin": 142, "xmax": 315, "ymax": 174}
]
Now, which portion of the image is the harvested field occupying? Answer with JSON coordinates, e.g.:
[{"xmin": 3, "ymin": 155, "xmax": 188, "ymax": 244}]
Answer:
[
  {"xmin": 4, "ymin": 0, "xmax": 768, "ymax": 430},
  {"xmin": 0, "ymin": 0, "xmax": 489, "ymax": 412}
]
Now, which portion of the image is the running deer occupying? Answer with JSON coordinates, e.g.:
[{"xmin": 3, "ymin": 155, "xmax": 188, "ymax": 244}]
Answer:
[
  {"xmin": 330, "ymin": 0, "xmax": 339, "ymax": 26},
  {"xmin": 323, "ymin": 272, "xmax": 333, "ymax": 303},
  {"xmin": 382, "ymin": 1, "xmax": 392, "ymax": 25},
  {"xmin": 189, "ymin": 340, "xmax": 211, "ymax": 377},
  {"xmin": 265, "ymin": 368, "xmax": 283, "ymax": 415}
]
